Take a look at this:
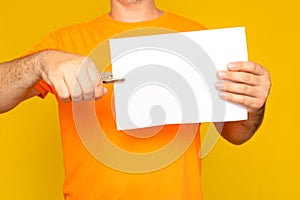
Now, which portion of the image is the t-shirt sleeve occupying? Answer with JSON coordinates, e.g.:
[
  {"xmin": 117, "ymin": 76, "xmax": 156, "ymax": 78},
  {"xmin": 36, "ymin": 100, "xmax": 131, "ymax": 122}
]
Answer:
[{"xmin": 26, "ymin": 32, "xmax": 59, "ymax": 98}]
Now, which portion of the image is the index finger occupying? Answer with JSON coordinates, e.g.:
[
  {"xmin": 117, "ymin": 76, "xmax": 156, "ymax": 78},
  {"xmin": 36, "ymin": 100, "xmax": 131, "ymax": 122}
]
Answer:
[
  {"xmin": 227, "ymin": 61, "xmax": 265, "ymax": 76},
  {"xmin": 85, "ymin": 58, "xmax": 101, "ymax": 87},
  {"xmin": 84, "ymin": 58, "xmax": 107, "ymax": 99}
]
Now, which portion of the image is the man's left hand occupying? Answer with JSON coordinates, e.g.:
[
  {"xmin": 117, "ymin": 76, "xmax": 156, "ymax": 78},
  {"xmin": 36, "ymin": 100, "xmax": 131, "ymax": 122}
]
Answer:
[{"xmin": 216, "ymin": 61, "xmax": 271, "ymax": 113}]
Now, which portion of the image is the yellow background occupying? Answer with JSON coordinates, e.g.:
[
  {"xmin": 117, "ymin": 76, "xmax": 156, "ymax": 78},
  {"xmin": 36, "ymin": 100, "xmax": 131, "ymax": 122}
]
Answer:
[{"xmin": 0, "ymin": 0, "xmax": 299, "ymax": 199}]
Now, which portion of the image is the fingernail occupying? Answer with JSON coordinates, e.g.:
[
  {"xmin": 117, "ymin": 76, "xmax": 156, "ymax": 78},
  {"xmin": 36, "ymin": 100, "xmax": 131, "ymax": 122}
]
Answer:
[
  {"xmin": 217, "ymin": 71, "xmax": 226, "ymax": 78},
  {"xmin": 215, "ymin": 82, "xmax": 224, "ymax": 90},
  {"xmin": 219, "ymin": 92, "xmax": 226, "ymax": 98},
  {"xmin": 228, "ymin": 63, "xmax": 235, "ymax": 69}
]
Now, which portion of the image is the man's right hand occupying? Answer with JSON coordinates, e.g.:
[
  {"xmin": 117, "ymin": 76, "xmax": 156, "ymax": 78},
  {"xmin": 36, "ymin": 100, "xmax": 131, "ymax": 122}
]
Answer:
[{"xmin": 38, "ymin": 50, "xmax": 107, "ymax": 103}]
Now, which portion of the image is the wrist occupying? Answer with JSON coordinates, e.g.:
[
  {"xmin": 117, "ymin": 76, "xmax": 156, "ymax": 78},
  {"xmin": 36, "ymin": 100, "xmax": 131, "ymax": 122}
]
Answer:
[
  {"xmin": 34, "ymin": 50, "xmax": 54, "ymax": 81},
  {"xmin": 249, "ymin": 103, "xmax": 265, "ymax": 116}
]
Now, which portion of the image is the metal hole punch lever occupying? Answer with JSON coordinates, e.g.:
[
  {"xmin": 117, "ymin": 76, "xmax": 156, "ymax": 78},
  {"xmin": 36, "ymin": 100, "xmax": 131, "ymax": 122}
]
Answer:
[{"xmin": 101, "ymin": 72, "xmax": 125, "ymax": 84}]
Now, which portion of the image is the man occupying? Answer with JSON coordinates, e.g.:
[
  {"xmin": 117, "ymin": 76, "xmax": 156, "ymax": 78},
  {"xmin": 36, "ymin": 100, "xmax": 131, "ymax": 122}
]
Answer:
[{"xmin": 0, "ymin": 0, "xmax": 271, "ymax": 199}]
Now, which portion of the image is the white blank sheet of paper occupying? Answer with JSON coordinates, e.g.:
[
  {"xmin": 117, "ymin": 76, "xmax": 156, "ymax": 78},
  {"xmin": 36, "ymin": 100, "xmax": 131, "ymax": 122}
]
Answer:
[{"xmin": 109, "ymin": 27, "xmax": 248, "ymax": 130}]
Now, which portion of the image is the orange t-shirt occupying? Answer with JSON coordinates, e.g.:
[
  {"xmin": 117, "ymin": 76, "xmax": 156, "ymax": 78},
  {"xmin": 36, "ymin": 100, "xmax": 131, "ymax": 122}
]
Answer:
[{"xmin": 31, "ymin": 12, "xmax": 206, "ymax": 200}]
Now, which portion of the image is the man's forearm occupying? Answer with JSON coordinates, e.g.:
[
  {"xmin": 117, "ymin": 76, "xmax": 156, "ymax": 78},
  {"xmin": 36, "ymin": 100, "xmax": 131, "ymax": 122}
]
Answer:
[
  {"xmin": 0, "ymin": 53, "xmax": 42, "ymax": 113},
  {"xmin": 216, "ymin": 105, "xmax": 265, "ymax": 145},
  {"xmin": 215, "ymin": 61, "xmax": 271, "ymax": 144},
  {"xmin": 0, "ymin": 50, "xmax": 107, "ymax": 112}
]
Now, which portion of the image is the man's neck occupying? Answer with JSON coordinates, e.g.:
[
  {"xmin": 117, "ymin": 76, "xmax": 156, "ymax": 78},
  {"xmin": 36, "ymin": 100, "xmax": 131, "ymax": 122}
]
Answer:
[{"xmin": 110, "ymin": 0, "xmax": 163, "ymax": 23}]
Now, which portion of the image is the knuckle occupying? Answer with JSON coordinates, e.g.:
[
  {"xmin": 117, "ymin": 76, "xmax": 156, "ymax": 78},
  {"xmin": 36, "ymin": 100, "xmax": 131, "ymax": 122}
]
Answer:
[
  {"xmin": 242, "ymin": 73, "xmax": 251, "ymax": 82},
  {"xmin": 266, "ymin": 74, "xmax": 272, "ymax": 88},
  {"xmin": 83, "ymin": 94, "xmax": 94, "ymax": 101},
  {"xmin": 223, "ymin": 71, "xmax": 233, "ymax": 80},
  {"xmin": 253, "ymin": 99, "xmax": 264, "ymax": 110},
  {"xmin": 224, "ymin": 83, "xmax": 232, "ymax": 92},
  {"xmin": 266, "ymin": 81, "xmax": 272, "ymax": 90},
  {"xmin": 83, "ymin": 56, "xmax": 92, "ymax": 63},
  {"xmin": 222, "ymin": 83, "xmax": 228, "ymax": 91},
  {"xmin": 258, "ymin": 98, "xmax": 265, "ymax": 107},
  {"xmin": 239, "ymin": 84, "xmax": 249, "ymax": 93},
  {"xmin": 238, "ymin": 96, "xmax": 246, "ymax": 105},
  {"xmin": 249, "ymin": 62, "xmax": 257, "ymax": 71},
  {"xmin": 72, "ymin": 95, "xmax": 82, "ymax": 102},
  {"xmin": 83, "ymin": 57, "xmax": 96, "ymax": 68},
  {"xmin": 226, "ymin": 93, "xmax": 233, "ymax": 101},
  {"xmin": 72, "ymin": 94, "xmax": 81, "ymax": 100},
  {"xmin": 71, "ymin": 88, "xmax": 82, "ymax": 99},
  {"xmin": 84, "ymin": 89, "xmax": 95, "ymax": 98}
]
